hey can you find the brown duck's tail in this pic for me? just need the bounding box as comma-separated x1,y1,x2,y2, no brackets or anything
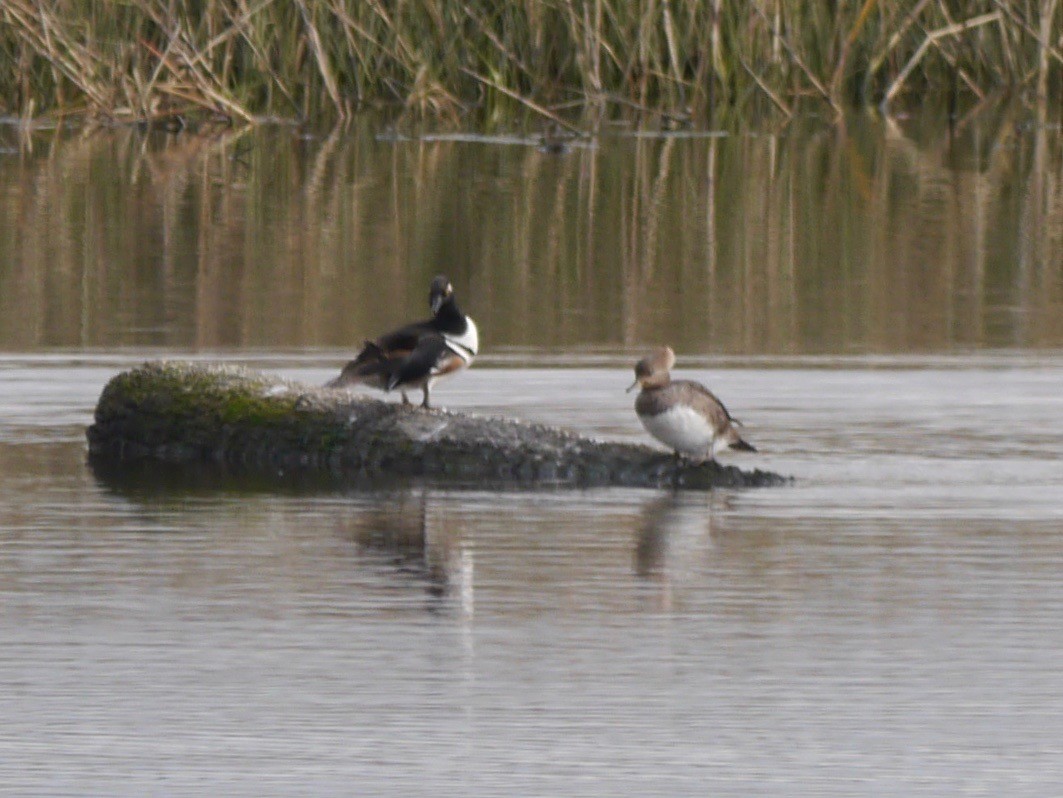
729,436,757,453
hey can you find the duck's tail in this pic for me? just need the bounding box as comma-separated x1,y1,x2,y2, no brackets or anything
324,368,357,389
727,430,757,453
325,340,386,388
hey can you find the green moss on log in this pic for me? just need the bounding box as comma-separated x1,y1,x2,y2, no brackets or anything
87,361,791,490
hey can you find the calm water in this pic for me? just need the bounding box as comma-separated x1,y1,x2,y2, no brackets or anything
2,110,1063,794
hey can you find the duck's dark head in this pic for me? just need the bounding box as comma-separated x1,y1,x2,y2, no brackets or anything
429,275,454,315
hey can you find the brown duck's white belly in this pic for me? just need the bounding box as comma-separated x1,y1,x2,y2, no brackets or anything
638,405,719,456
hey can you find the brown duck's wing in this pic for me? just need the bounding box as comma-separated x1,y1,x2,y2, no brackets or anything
673,380,735,430
678,380,757,452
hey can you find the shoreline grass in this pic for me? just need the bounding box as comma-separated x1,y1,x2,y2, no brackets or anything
2,1,1061,125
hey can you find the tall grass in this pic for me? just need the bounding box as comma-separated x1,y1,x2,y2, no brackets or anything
1,0,1061,124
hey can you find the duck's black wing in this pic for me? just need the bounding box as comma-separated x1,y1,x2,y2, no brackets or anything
372,317,437,357
385,333,452,391
336,317,435,370
327,317,435,388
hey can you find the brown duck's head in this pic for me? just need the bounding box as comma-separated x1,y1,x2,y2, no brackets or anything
627,346,675,392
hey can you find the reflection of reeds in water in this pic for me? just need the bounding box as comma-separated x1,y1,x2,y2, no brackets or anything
1,105,1062,353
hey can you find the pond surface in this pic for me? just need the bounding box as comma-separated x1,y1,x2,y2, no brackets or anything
2,108,1063,794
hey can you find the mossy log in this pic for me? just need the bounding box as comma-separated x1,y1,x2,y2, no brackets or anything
86,362,791,490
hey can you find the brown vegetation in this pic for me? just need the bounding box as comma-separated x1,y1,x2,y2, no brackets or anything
1,1,1061,124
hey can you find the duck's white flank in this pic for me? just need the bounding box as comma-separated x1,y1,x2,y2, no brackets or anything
639,404,721,457
444,317,479,363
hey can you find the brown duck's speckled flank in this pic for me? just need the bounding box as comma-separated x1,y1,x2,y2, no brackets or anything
631,346,756,458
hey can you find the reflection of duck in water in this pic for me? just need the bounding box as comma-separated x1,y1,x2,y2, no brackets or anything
634,492,717,580
340,490,471,609
538,122,573,154
628,347,756,463
327,275,478,409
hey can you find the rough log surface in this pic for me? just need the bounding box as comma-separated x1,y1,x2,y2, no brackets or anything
86,362,791,490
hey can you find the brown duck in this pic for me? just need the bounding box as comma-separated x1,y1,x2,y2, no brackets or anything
628,347,756,461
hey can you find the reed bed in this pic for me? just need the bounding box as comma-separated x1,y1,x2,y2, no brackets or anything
1,0,1061,124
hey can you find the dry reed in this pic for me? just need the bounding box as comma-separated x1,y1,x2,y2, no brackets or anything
1,0,1060,124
